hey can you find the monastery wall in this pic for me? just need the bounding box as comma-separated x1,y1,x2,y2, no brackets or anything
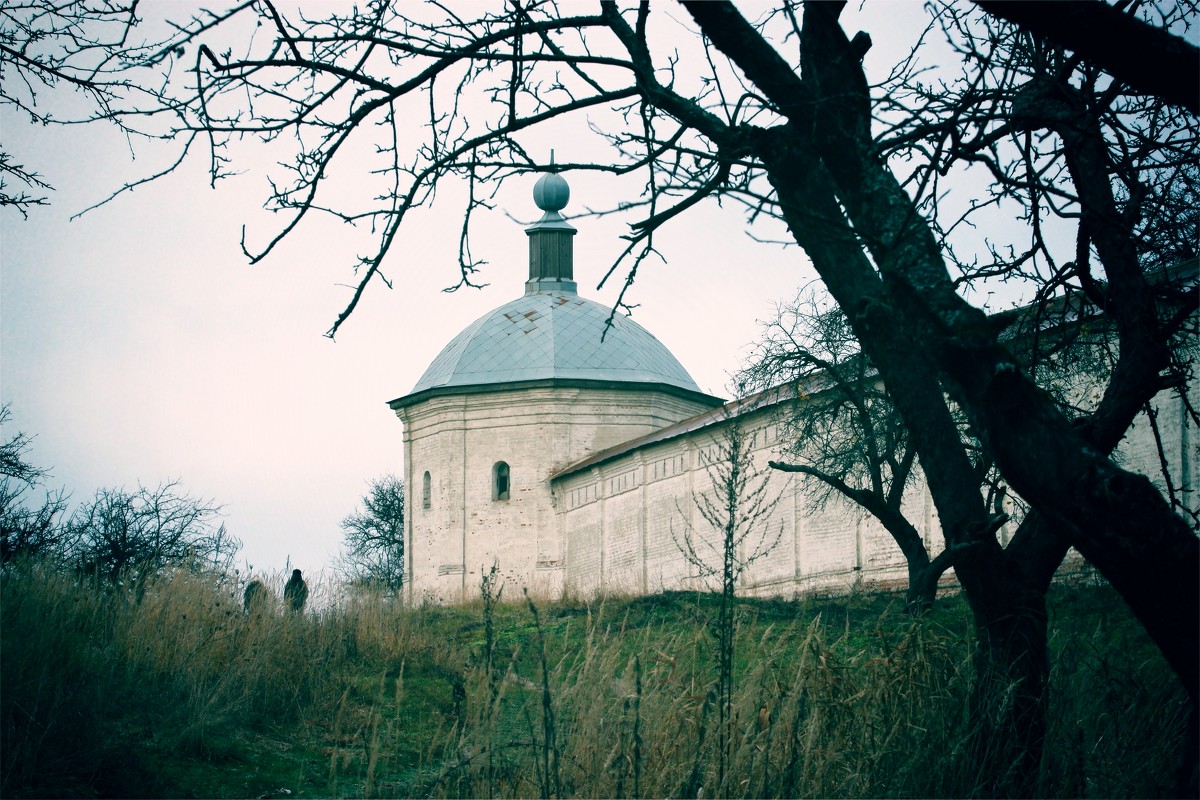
391,176,1196,606
554,406,926,599
1118,387,1197,509
553,383,1196,601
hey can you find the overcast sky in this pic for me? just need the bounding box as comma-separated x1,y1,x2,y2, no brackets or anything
1,1,951,577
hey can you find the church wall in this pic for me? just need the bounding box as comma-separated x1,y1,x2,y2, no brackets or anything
603,474,645,593
564,499,602,596
398,385,716,602
1118,386,1198,518
735,445,797,593
403,349,1196,605
400,396,469,603
643,449,693,593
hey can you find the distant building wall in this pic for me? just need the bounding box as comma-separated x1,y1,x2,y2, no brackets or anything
1118,386,1197,516
552,383,1196,600
396,372,1196,605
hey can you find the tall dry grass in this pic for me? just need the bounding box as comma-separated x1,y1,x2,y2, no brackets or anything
406,604,971,797
0,561,431,797
391,592,1187,799
2,561,1188,798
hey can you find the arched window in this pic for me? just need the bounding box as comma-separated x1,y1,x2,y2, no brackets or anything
493,461,510,501
422,471,431,510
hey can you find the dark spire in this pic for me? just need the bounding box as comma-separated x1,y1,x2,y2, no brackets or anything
525,171,577,294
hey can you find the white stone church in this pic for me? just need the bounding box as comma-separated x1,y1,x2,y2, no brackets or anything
390,175,1197,604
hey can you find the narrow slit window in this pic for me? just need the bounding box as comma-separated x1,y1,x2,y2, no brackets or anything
422,471,431,510
493,461,510,501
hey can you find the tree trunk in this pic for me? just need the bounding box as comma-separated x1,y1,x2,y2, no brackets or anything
792,0,1199,711
685,2,1197,790
905,562,937,615
758,143,1054,790
969,591,1049,798
953,528,1053,798
907,548,954,614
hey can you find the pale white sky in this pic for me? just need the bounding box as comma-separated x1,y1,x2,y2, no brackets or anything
0,1,967,575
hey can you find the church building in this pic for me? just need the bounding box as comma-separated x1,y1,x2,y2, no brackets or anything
389,174,1197,604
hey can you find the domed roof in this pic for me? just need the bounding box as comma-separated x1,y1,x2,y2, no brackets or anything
391,171,717,409
403,290,705,399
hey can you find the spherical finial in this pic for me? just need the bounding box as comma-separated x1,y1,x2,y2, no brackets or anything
533,172,570,212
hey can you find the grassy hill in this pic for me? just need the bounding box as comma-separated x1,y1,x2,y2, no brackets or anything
1,562,1188,798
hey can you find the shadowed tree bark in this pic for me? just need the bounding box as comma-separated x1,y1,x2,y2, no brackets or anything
683,3,1195,791
973,0,1199,114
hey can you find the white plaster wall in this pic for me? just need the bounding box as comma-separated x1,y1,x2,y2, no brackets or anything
398,367,1195,605
396,386,715,603
555,387,1195,601
1118,385,1199,519
555,406,907,599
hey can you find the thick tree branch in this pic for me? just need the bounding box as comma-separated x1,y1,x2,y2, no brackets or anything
974,0,1200,114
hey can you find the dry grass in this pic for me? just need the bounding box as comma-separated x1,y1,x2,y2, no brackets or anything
411,603,968,798
1,562,1189,798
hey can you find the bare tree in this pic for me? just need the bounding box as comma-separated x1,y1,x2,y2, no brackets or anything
336,474,405,592
740,288,955,612
0,0,142,215
674,404,783,794
972,0,1199,113
79,1,1198,791
70,480,239,589
0,404,47,485
0,404,69,565
872,6,1199,785
0,481,69,566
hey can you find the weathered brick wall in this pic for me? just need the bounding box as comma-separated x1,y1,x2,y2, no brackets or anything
604,488,643,593
1118,387,1197,517
555,406,909,598
555,383,1195,600
399,364,1195,604
397,386,713,602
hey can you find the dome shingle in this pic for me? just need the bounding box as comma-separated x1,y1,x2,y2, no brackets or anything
406,290,703,397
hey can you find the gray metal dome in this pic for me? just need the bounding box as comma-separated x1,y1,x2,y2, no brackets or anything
390,171,718,409
404,290,704,399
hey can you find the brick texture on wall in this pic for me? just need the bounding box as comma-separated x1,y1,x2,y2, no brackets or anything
397,376,1196,603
